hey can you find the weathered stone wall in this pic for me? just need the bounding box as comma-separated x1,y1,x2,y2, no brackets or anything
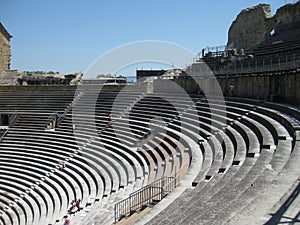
275,1,300,33
0,85,77,92
227,4,273,51
216,72,300,105
168,69,300,105
0,24,11,73
227,2,300,50
154,78,199,94
0,71,83,86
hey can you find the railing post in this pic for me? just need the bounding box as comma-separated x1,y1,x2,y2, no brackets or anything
234,62,236,74
147,186,153,204
115,203,117,222
129,195,132,214
174,166,177,188
271,57,272,71
9,111,18,126
115,176,179,222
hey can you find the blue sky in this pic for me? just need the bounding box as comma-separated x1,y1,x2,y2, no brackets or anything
0,0,294,75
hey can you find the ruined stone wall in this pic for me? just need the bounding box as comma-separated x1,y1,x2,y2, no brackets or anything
227,4,273,51
227,2,300,51
0,24,11,73
275,1,300,33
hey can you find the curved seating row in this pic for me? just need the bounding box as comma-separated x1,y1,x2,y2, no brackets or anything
0,88,299,225
60,90,194,224
145,96,299,225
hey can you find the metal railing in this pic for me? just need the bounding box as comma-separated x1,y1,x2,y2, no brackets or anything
57,111,67,126
0,128,9,142
9,111,18,126
46,112,58,128
114,176,176,222
212,52,300,76
0,112,19,142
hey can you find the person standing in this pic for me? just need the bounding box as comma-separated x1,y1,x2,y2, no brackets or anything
64,216,71,225
228,83,234,97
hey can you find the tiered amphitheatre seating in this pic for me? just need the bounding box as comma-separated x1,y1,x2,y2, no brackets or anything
0,90,75,113
52,89,190,225
44,91,197,224
143,96,300,225
203,38,300,75
0,86,299,225
0,89,78,224
112,92,296,224
250,38,300,57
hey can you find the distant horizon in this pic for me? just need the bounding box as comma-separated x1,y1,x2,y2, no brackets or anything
0,0,296,75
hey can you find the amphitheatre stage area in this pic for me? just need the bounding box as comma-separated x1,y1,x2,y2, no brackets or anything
0,1,300,225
